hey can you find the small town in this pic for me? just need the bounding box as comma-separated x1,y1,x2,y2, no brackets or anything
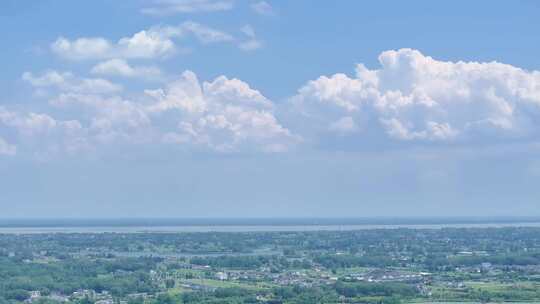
2,228,540,304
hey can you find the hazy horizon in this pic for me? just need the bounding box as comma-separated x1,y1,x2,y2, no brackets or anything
2,216,540,225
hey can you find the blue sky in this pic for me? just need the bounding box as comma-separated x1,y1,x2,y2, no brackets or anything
1,0,540,218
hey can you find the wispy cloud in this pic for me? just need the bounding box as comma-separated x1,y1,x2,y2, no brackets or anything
141,0,234,15
180,21,234,43
90,59,162,80
238,25,263,51
251,1,274,16
51,22,240,61
22,71,122,94
51,31,176,60
0,137,16,156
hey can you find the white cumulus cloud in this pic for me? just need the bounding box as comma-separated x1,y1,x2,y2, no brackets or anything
17,67,294,155
147,71,296,152
292,48,540,146
51,93,152,144
0,107,88,156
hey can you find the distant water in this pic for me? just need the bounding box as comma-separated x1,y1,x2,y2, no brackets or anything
2,222,540,234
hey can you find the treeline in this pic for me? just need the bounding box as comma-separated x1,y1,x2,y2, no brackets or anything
179,282,414,304
425,253,540,270
450,253,540,266
316,252,540,271
313,254,398,268
181,286,339,304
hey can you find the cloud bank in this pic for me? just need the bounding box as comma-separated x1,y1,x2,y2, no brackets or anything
8,68,295,156
4,48,540,158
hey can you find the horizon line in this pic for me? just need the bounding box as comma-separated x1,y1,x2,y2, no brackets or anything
1,216,540,228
